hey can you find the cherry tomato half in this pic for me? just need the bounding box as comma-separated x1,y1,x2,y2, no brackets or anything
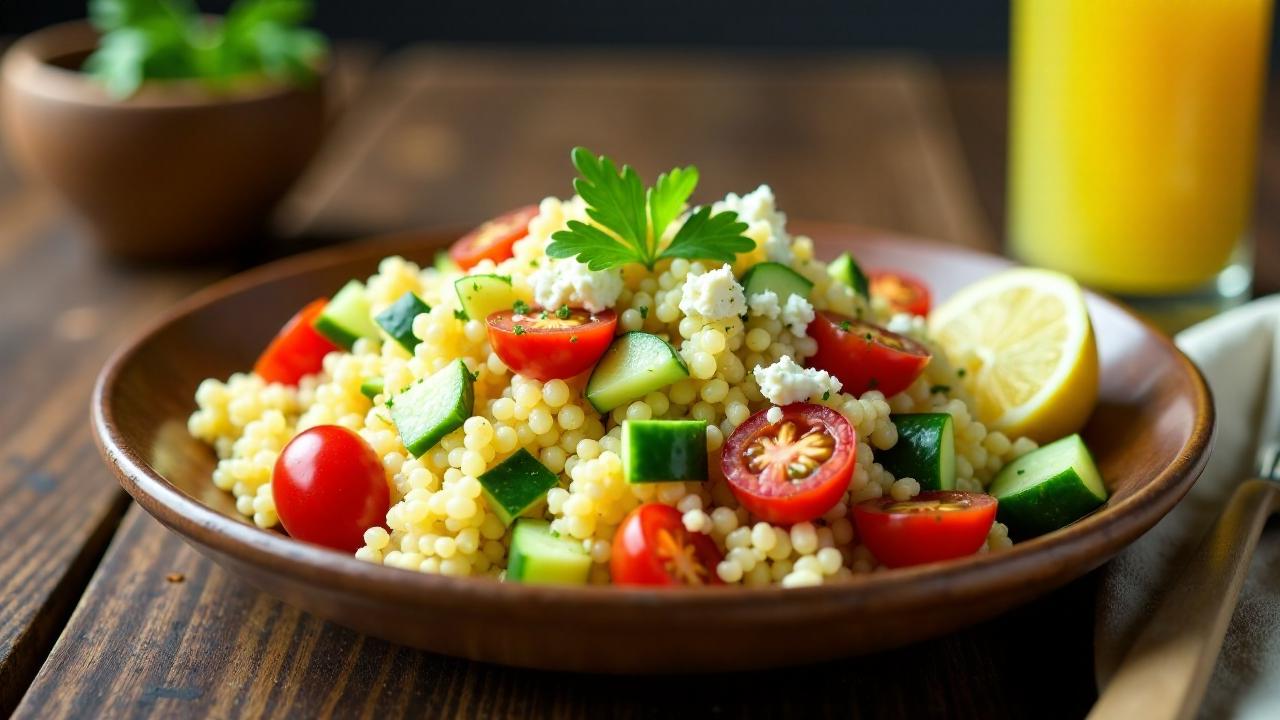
448,205,538,270
806,312,931,398
487,307,618,381
272,425,390,553
870,270,931,316
852,491,997,568
254,299,339,386
611,503,724,586
721,403,856,525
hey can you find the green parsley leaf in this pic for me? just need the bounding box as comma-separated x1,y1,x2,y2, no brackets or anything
957,368,967,378
639,306,649,319
839,320,852,332
547,147,755,271
929,384,950,394
657,205,753,265
648,165,698,245
822,390,831,401
557,305,571,320
453,309,467,321
513,324,526,336
513,299,530,315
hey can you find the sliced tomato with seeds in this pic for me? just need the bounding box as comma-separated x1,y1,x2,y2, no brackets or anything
487,307,617,380
852,491,997,568
870,270,932,316
611,503,724,586
448,205,538,270
721,403,856,525
807,312,931,398
254,299,339,386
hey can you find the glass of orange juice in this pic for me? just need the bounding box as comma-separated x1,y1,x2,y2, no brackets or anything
1009,0,1273,328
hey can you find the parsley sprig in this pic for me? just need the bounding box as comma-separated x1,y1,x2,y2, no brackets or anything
547,147,755,271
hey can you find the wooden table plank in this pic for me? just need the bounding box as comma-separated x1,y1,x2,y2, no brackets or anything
0,47,377,717
13,51,1096,719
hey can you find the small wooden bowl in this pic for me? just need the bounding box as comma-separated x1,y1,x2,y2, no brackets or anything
92,225,1214,672
0,20,326,261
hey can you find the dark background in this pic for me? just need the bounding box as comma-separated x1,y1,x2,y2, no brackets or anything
2,0,1013,53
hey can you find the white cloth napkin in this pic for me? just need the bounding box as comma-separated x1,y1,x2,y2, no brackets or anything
1095,295,1280,719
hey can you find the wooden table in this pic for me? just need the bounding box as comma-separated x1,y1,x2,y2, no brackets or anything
2,48,1275,719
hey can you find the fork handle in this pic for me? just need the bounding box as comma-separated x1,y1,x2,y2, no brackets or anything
1089,479,1280,720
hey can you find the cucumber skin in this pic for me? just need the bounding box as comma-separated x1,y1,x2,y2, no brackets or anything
877,414,955,491
585,332,689,414
828,253,869,299
992,468,1105,539
389,360,474,458
314,280,380,350
478,449,559,526
623,420,708,483
359,377,384,400
375,291,431,352
507,519,591,585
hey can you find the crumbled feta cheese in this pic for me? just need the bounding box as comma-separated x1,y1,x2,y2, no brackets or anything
713,185,793,264
780,294,815,336
766,406,784,424
529,258,622,312
752,355,842,406
886,312,928,340
679,264,746,320
747,290,781,319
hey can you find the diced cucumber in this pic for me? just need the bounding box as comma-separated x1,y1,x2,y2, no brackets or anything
877,413,955,491
313,280,380,349
389,359,474,457
478,448,560,526
359,377,384,400
622,420,708,483
585,332,689,413
375,291,432,352
740,261,814,303
988,434,1107,539
828,252,870,300
434,251,459,274
507,519,591,585
454,274,516,321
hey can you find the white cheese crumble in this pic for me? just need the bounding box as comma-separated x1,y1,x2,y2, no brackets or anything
713,185,793,264
747,290,781,319
766,406,784,424
752,355,842,406
679,264,746,320
886,312,928,341
529,258,623,312
780,294,815,336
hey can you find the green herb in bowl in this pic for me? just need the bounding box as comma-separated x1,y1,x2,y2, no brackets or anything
85,0,328,98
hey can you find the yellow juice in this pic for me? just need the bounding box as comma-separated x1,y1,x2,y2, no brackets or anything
1009,0,1272,295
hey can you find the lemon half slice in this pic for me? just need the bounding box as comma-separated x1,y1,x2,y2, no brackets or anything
928,268,1098,443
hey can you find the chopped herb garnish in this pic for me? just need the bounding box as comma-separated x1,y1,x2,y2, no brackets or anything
570,335,579,343
546,147,755,271
540,310,550,320
557,305,571,320
957,368,967,378
868,378,879,390
1016,468,1025,475
639,305,649,319
529,259,540,268
839,320,852,332
513,299,530,315
930,384,951,394
513,325,526,336
822,390,831,401
453,309,467,321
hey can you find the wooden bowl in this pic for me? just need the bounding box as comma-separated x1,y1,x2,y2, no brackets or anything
92,224,1214,672
0,20,326,261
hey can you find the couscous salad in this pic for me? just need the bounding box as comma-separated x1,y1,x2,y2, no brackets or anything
189,148,1106,588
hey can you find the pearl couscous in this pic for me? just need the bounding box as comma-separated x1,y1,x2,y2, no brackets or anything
190,148,1107,588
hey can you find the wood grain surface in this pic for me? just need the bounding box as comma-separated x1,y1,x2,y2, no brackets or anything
2,46,1262,717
